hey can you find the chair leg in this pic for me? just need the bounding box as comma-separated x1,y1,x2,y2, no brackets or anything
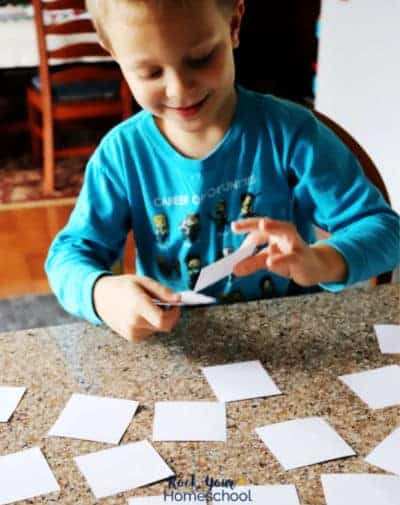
26,98,41,165
42,111,56,195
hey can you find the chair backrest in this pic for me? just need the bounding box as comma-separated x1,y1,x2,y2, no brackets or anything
31,0,120,102
313,109,393,285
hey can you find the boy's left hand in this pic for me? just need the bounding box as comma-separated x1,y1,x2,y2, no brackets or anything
231,217,347,286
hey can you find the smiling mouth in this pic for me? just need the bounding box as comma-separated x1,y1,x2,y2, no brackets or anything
168,95,209,111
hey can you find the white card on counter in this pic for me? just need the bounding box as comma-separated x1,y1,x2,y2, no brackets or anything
374,324,400,354
194,244,256,292
211,485,300,504
338,365,400,409
0,447,60,505
48,393,139,444
321,473,400,505
153,401,226,442
201,360,282,402
255,417,355,471
365,427,400,476
74,440,174,500
0,386,26,422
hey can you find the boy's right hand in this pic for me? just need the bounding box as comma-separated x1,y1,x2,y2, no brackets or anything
93,274,181,342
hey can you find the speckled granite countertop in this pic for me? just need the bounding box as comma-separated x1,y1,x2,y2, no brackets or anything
0,284,399,505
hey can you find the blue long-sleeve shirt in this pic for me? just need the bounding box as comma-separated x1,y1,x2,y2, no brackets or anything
45,86,400,324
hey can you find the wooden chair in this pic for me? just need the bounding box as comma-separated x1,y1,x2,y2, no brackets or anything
27,0,135,195
313,109,393,285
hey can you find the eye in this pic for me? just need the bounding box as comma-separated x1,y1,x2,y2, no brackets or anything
139,68,163,80
187,50,214,68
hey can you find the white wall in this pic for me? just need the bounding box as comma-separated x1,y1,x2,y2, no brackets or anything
315,0,400,213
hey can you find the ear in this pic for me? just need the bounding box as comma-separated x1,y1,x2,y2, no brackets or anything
230,0,245,49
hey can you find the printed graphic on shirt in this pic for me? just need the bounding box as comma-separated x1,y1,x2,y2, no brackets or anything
153,214,169,242
156,256,181,279
259,275,275,298
180,213,201,243
240,192,258,218
208,200,229,232
219,290,245,304
185,254,201,289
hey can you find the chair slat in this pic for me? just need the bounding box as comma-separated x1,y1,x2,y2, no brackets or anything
53,99,122,119
45,19,95,35
51,65,121,83
41,0,86,11
48,42,110,59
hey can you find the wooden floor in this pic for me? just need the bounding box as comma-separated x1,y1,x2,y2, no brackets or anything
0,203,135,299
0,204,74,298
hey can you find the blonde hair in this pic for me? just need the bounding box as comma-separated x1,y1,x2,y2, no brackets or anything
86,0,237,49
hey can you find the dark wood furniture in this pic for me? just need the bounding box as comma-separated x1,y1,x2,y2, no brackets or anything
26,0,134,194
313,110,393,286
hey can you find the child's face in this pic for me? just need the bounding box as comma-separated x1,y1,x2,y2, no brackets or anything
106,0,243,134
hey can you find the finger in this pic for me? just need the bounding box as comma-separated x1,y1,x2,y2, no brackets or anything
134,291,166,328
132,314,154,331
266,252,297,278
231,217,266,233
140,300,180,331
239,231,266,249
232,216,289,233
129,309,179,341
134,278,180,327
233,250,268,276
155,306,181,333
130,327,155,342
259,217,296,236
233,218,297,250
136,276,181,303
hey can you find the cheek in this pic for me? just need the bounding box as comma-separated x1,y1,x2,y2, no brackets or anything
206,49,235,85
124,75,163,108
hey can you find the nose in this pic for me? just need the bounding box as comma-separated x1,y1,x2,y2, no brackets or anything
164,69,195,103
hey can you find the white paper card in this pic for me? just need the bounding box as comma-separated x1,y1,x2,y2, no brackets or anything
374,325,400,354
48,393,139,444
153,401,226,441
74,440,174,499
338,365,400,409
153,292,216,306
194,245,256,292
255,417,355,470
321,473,400,505
201,360,282,402
365,427,400,476
0,447,60,505
211,485,300,504
0,386,26,422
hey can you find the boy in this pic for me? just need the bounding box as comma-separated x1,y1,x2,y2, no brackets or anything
45,0,400,342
